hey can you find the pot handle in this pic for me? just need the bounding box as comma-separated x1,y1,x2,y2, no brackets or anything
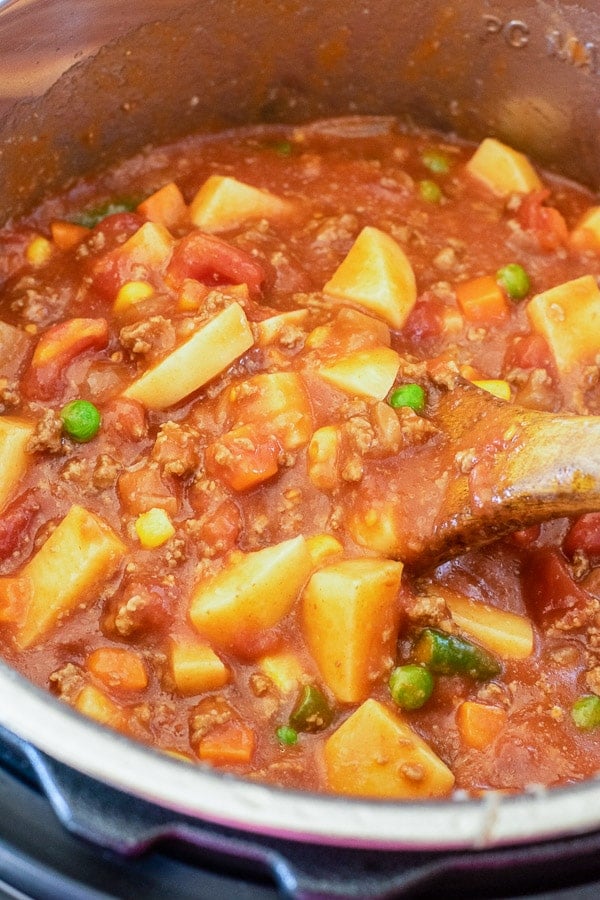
5,725,600,899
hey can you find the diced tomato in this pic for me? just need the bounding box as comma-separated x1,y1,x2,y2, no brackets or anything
205,426,281,491
564,513,600,559
89,214,167,300
404,295,447,352
101,397,147,443
117,463,178,516
23,317,109,399
90,212,145,249
509,524,541,548
193,499,241,554
167,231,266,296
0,491,39,560
103,578,173,637
516,190,569,252
521,547,590,624
504,333,553,371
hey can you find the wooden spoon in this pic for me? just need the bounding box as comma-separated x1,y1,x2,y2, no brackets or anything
384,380,600,569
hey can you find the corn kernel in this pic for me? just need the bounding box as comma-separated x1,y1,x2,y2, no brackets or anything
26,236,53,267
472,379,512,402
113,280,154,313
134,507,175,548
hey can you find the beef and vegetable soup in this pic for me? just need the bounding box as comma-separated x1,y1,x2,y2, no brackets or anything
1,117,600,799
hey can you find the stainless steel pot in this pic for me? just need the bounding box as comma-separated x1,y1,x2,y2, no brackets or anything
1,0,600,861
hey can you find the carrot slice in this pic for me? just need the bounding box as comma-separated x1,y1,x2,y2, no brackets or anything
455,275,509,322
50,220,90,250
456,700,507,750
87,647,148,691
197,722,256,765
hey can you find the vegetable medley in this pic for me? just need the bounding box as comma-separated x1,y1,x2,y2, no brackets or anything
2,118,600,798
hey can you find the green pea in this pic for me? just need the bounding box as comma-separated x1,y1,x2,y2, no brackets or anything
276,725,298,746
422,150,451,175
389,665,434,711
388,383,426,413
418,179,443,203
572,694,600,731
60,399,101,442
496,263,530,301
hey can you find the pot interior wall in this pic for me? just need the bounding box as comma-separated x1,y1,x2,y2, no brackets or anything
1,0,599,223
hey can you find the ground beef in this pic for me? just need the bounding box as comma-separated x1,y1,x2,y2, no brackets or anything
27,408,65,454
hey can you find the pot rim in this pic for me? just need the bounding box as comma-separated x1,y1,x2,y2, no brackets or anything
0,657,599,851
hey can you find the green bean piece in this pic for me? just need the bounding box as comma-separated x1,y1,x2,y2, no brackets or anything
60,399,101,443
276,725,299,746
72,198,140,229
388,383,426,413
496,263,530,301
414,628,501,681
422,150,451,175
289,684,333,733
418,179,443,203
572,694,600,731
389,665,434,710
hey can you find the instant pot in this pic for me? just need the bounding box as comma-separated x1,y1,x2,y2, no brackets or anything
1,1,600,896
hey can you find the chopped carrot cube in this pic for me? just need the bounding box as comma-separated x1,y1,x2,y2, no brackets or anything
50,220,90,250
456,700,507,750
455,275,510,322
87,647,148,691
197,722,256,765
205,425,281,491
137,181,188,230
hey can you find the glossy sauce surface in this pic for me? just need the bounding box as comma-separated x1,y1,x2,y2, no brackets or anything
0,118,599,798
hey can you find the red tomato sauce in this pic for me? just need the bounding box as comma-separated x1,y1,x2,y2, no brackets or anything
0,118,599,799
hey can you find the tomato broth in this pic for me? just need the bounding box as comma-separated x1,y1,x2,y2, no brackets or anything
0,118,599,799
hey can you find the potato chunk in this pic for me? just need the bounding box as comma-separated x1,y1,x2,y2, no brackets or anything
170,641,230,694
258,651,305,694
123,301,254,409
466,137,542,196
190,536,312,650
227,372,313,450
348,501,404,555
189,175,292,232
570,206,600,251
118,221,174,269
526,274,600,373
441,589,533,659
302,558,403,702
0,416,34,511
316,346,401,400
14,505,126,649
323,226,417,329
325,699,455,798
